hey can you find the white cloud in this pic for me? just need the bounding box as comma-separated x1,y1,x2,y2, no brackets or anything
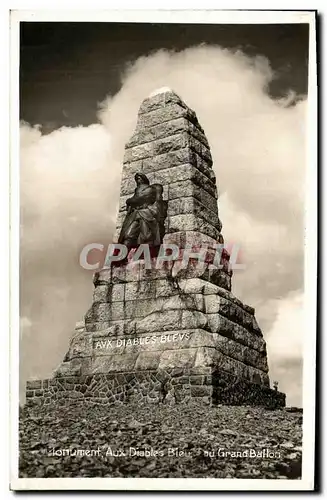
266,291,303,361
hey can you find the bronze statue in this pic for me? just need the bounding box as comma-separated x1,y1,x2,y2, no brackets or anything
118,173,167,248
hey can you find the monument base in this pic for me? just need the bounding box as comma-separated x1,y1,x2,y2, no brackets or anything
26,369,285,408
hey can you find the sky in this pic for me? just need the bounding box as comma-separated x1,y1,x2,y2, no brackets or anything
19,21,309,406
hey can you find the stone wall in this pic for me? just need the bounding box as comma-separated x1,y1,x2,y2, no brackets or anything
26,369,285,408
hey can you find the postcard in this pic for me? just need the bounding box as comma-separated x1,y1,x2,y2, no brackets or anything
10,9,317,491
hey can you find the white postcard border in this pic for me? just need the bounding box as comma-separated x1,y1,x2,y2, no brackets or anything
9,8,317,492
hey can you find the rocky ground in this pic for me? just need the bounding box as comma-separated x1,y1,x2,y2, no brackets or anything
19,401,302,479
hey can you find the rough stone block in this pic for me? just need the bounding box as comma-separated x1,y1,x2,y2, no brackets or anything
75,320,85,331
86,321,112,332
120,163,217,199
163,231,218,250
54,360,81,378
124,133,188,163
138,91,187,115
189,375,204,385
155,279,179,298
127,116,210,150
135,310,183,334
168,213,220,240
195,346,269,386
177,278,218,295
69,333,93,358
190,385,212,398
111,302,125,320
125,280,156,301
26,91,279,407
93,284,111,303
138,261,173,282
189,149,216,181
205,294,261,336
158,348,197,370
181,310,207,330
123,148,214,184
141,147,191,174
168,180,218,211
111,284,125,302
123,301,137,319
110,265,127,284
86,302,125,323
134,351,161,370
135,103,193,130
167,197,220,229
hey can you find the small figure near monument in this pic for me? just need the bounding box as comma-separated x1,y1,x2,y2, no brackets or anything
118,173,167,249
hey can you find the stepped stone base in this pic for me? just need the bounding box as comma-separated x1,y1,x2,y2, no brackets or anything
24,260,285,409
26,369,285,408
55,328,269,385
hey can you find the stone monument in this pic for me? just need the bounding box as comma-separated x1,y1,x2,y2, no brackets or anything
26,89,285,408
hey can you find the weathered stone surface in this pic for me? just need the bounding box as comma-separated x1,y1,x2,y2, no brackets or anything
92,353,139,373
168,213,220,240
68,332,93,358
188,149,215,180
85,302,125,323
134,351,161,370
170,259,231,289
123,133,212,166
54,359,82,377
93,284,110,303
163,231,219,249
124,133,187,163
190,385,212,398
26,380,42,390
120,163,217,199
207,314,265,352
158,348,197,370
75,320,85,331
85,324,120,337
204,294,261,335
95,261,233,295
135,310,183,334
89,329,267,372
167,197,221,229
167,180,218,211
137,261,174,282
84,321,111,332
126,116,210,150
111,284,125,302
194,347,269,386
182,310,208,330
155,278,180,298
138,91,187,115
26,370,285,407
122,148,215,182
136,103,192,129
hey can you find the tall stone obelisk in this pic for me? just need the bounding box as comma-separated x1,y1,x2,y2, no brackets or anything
26,89,285,408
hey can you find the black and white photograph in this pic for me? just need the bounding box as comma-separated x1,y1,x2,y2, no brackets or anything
10,9,317,490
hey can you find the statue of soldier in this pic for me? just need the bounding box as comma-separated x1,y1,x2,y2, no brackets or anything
118,173,167,249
